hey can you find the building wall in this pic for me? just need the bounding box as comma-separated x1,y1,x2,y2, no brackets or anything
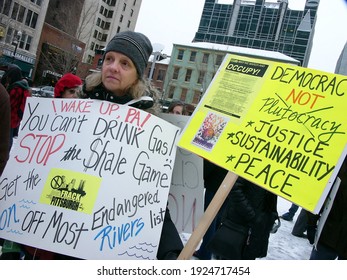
80,0,142,66
144,58,169,95
335,41,347,75
34,23,85,86
163,42,299,111
0,0,49,78
193,0,319,67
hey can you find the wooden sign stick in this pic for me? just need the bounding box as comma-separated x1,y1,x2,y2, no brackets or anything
177,171,239,260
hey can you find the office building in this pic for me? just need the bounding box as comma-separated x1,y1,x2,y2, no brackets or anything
335,41,347,75
193,0,320,66
162,42,299,113
0,0,49,78
0,0,142,82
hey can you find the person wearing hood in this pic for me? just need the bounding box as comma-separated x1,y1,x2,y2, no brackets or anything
83,31,183,260
54,73,83,98
1,64,31,148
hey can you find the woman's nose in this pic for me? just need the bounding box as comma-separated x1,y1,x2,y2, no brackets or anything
109,60,120,72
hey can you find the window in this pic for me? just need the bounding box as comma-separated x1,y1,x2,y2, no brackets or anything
157,69,165,81
130,9,134,16
25,10,33,26
90,42,95,50
189,51,196,62
168,86,175,98
24,10,38,28
18,33,25,48
18,6,26,23
87,55,93,64
31,0,42,5
5,27,13,44
197,71,205,84
181,88,187,101
11,2,19,20
123,3,126,11
24,36,32,51
216,54,224,65
202,53,209,64
177,49,184,60
120,15,123,22
172,67,180,80
127,20,131,28
30,12,38,28
3,0,11,16
193,90,201,104
185,69,192,82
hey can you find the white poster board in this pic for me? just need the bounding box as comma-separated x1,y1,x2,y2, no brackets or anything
160,113,204,233
314,177,341,247
0,97,180,260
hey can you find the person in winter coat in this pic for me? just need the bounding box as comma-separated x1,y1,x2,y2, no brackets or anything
0,83,10,175
194,160,229,259
54,73,82,98
82,30,183,260
207,177,278,260
1,64,31,148
0,83,11,251
307,155,347,260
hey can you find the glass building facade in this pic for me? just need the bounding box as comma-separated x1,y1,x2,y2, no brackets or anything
193,0,320,66
335,41,347,75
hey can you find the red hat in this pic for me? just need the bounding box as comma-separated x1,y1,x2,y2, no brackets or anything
54,73,82,98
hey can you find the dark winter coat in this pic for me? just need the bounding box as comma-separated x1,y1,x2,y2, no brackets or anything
0,83,10,175
307,156,347,258
203,159,228,193
208,177,277,259
7,80,30,129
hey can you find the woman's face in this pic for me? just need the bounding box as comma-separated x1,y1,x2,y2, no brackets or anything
102,51,138,96
170,105,184,115
62,87,80,98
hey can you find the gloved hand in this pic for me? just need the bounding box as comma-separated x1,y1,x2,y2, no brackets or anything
306,225,317,245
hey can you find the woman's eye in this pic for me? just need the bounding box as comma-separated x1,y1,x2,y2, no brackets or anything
121,60,130,68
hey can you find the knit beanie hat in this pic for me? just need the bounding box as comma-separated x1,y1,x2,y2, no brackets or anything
54,73,82,98
1,64,22,85
104,31,153,78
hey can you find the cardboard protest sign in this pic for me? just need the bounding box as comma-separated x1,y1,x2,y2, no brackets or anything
0,97,180,259
160,113,204,233
178,54,347,214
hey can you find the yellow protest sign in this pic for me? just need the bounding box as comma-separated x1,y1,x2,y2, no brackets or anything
178,54,347,213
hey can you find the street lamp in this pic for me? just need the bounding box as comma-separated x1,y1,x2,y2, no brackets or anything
11,30,22,63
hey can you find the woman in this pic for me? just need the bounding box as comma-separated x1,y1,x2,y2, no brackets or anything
83,30,183,260
54,73,82,98
168,100,187,115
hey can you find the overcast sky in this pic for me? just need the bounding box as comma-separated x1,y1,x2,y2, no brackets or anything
135,0,347,73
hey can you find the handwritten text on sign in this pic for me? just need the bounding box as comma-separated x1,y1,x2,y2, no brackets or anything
0,98,180,259
178,55,347,213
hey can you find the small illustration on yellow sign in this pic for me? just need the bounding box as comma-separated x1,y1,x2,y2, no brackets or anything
40,168,102,214
192,112,228,151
